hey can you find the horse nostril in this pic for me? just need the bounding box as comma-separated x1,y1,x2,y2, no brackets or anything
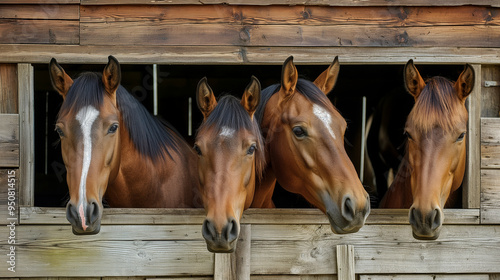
202,219,217,242
341,196,355,222
88,201,101,225
66,202,79,224
409,207,422,228
224,218,239,243
429,208,442,231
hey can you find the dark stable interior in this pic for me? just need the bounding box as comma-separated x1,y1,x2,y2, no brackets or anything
33,63,464,208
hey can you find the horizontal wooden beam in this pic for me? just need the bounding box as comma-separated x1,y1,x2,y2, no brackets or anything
19,207,480,225
79,0,500,7
0,4,79,20
3,224,500,277
0,19,79,44
1,45,500,65
80,6,500,27
80,22,500,48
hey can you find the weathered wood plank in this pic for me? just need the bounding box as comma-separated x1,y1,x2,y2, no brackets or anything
0,0,80,3
80,5,500,27
0,64,18,113
79,0,500,7
336,245,355,280
0,19,79,44
250,225,500,274
359,275,489,280
2,227,215,277
2,45,500,65
235,224,251,280
0,5,79,20
81,22,500,48
0,169,18,225
19,207,480,225
481,65,500,118
251,276,336,280
18,64,34,207
481,169,500,224
482,118,500,169
463,64,481,208
0,114,19,167
214,253,235,280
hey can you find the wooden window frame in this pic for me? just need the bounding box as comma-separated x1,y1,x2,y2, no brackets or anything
15,57,482,226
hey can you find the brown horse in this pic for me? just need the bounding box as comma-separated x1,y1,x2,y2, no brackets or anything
253,56,370,234
194,76,265,252
379,60,475,240
49,56,199,235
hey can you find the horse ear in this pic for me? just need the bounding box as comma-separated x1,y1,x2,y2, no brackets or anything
314,56,340,95
455,64,475,102
280,56,298,99
49,58,73,99
404,59,426,100
196,77,217,120
241,76,261,120
102,55,121,101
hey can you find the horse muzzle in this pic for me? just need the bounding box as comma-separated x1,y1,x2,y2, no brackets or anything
409,206,443,240
322,192,370,234
66,200,102,235
202,218,239,253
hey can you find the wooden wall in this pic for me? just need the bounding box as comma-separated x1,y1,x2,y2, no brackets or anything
0,1,500,279
0,1,500,64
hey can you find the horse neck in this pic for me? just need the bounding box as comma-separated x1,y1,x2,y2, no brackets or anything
379,154,413,208
105,123,198,208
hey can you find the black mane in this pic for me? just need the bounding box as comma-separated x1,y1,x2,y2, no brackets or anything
58,72,181,161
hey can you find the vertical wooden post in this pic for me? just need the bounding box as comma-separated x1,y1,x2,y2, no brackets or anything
336,245,355,280
213,224,251,280
464,64,481,209
18,63,34,207
235,224,251,280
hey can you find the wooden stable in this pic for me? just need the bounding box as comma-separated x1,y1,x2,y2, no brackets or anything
1,1,500,279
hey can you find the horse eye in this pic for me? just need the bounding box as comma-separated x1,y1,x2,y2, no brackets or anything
108,123,119,134
292,126,307,138
55,127,64,137
193,145,202,156
404,131,413,140
457,132,466,142
247,144,257,155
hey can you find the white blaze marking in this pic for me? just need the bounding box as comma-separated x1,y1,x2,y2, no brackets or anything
313,104,336,139
75,106,99,229
220,126,236,138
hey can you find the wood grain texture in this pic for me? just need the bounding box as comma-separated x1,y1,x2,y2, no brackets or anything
4,224,499,277
0,19,78,44
336,245,355,280
250,224,500,274
481,118,500,169
481,169,500,224
481,65,500,118
0,169,18,225
2,45,500,65
79,0,500,7
80,5,500,27
80,22,500,48
0,5,79,20
359,275,489,280
463,64,481,208
18,64,34,207
0,114,19,167
0,64,18,114
19,208,480,225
